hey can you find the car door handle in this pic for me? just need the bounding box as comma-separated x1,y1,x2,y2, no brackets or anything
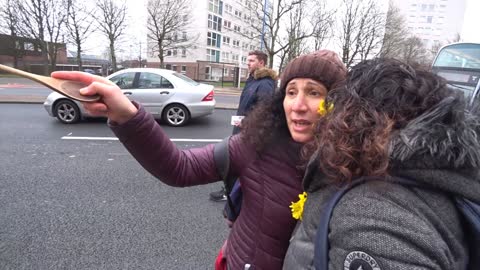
124,92,132,96
160,91,169,95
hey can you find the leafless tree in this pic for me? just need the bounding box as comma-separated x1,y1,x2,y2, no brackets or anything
0,0,20,35
310,0,336,51
0,0,23,67
379,1,408,58
399,36,428,66
95,0,127,72
15,0,68,74
65,0,96,70
277,2,310,72
146,0,196,68
337,0,385,68
449,32,462,43
247,0,314,68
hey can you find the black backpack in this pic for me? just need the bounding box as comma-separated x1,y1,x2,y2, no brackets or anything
314,176,480,270
213,136,242,221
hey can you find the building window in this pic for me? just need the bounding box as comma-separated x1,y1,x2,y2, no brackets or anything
206,49,220,62
222,52,230,62
250,45,255,50
208,14,222,32
427,16,432,23
223,20,231,29
173,49,177,56
181,65,186,73
242,42,249,50
207,32,221,48
172,65,177,71
165,64,172,70
182,48,186,57
223,68,229,76
24,42,35,51
232,54,239,61
233,40,240,47
225,4,232,14
234,10,242,18
166,50,172,56
182,32,187,40
241,56,247,64
223,36,230,45
234,25,241,32
209,0,223,15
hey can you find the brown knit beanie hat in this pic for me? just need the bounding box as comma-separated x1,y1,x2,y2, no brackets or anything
279,49,347,92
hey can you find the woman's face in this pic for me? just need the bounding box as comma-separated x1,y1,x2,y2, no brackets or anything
283,78,327,143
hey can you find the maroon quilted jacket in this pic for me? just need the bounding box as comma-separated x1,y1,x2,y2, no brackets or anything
110,104,304,269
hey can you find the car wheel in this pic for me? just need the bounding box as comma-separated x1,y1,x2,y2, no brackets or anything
54,100,81,124
162,104,190,126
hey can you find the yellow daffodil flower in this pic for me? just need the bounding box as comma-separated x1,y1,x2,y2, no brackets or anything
290,192,308,220
317,99,334,116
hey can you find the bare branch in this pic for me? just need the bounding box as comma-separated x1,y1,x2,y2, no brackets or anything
95,0,127,72
146,0,197,68
337,0,384,68
65,0,97,69
14,0,68,74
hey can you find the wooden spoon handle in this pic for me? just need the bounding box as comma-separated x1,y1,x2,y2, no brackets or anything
0,64,45,82
0,64,100,102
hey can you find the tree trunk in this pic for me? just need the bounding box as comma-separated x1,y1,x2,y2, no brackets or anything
77,42,82,70
110,41,117,72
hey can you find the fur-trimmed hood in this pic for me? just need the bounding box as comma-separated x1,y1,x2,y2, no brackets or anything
253,68,278,80
390,96,480,168
390,96,480,202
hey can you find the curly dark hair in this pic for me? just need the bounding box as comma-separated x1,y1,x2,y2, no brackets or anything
314,58,455,184
240,89,290,153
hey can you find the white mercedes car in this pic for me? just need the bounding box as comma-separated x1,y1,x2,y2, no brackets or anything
44,68,215,126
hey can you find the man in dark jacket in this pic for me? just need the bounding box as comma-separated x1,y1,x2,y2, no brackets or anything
209,50,277,201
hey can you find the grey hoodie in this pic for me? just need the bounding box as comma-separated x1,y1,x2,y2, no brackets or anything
283,97,480,270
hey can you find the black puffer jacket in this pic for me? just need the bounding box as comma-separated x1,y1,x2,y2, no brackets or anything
283,97,480,269
234,68,277,134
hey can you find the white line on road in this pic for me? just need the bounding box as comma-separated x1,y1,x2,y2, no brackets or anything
61,136,222,142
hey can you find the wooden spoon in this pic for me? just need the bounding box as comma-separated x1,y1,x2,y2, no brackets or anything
0,64,100,102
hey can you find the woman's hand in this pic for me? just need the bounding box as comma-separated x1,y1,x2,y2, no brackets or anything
51,71,138,124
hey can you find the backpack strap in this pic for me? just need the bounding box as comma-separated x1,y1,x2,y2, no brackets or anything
455,197,480,269
313,176,419,270
213,136,239,217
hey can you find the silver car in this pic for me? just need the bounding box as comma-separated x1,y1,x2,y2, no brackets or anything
44,68,216,126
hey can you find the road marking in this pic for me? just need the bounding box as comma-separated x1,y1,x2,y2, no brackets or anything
61,136,222,142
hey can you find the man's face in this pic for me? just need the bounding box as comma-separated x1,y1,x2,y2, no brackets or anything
247,55,265,74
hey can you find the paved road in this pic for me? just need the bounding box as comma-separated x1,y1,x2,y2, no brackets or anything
0,104,235,269
0,77,241,109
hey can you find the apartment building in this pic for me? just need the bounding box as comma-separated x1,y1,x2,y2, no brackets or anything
393,0,467,48
146,0,264,82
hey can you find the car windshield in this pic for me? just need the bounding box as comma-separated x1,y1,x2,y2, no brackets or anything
432,43,480,102
172,72,200,86
433,43,480,69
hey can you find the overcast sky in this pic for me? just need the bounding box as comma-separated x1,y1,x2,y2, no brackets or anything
462,0,480,42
